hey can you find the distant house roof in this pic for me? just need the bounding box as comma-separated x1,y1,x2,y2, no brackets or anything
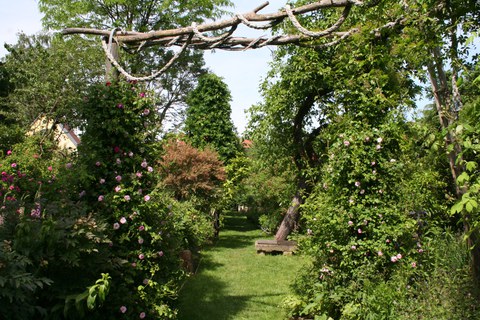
242,139,253,149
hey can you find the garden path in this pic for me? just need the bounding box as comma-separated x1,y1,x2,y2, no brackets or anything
177,214,307,320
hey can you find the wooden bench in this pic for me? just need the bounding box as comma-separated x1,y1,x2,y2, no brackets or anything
255,239,297,255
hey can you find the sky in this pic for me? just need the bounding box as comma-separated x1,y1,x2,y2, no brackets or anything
0,0,290,134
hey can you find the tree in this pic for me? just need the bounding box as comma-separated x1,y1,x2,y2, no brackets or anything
0,62,23,151
39,0,232,130
159,138,226,202
184,73,241,163
2,33,104,128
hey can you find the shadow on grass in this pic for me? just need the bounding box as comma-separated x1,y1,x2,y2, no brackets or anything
178,272,285,320
177,273,246,320
222,214,258,232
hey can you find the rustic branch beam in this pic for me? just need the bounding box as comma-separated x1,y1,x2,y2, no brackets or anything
62,0,370,81
62,0,359,45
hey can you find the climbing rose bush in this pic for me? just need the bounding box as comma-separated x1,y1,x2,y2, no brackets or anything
286,112,447,319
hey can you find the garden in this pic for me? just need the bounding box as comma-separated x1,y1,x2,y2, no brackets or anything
2,0,480,319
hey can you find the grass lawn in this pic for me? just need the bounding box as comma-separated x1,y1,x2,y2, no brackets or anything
177,214,308,320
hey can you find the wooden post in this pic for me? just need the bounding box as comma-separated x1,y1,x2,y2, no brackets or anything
105,36,119,82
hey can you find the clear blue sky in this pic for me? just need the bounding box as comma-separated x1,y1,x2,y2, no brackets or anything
0,0,289,134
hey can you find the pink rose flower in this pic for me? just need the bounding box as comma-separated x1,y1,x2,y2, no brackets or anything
120,217,127,224
98,195,104,202
115,175,122,182
140,312,146,319
120,306,127,313
113,223,120,230
138,253,145,260
115,186,121,192
144,195,150,202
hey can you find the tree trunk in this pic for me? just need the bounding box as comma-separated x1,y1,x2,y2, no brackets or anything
427,44,480,285
275,190,303,241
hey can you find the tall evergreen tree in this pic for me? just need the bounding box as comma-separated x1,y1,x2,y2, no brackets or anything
184,73,241,163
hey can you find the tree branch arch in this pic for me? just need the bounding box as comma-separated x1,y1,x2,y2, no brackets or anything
62,0,375,82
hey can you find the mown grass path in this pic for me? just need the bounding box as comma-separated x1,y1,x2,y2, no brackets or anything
177,214,307,320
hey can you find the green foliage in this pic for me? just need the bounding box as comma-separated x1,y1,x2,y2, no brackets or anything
39,0,232,31
0,135,112,319
74,80,216,318
2,33,103,128
184,73,241,163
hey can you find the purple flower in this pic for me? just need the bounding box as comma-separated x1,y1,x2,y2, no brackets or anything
376,144,382,150
120,217,127,224
147,166,153,172
6,150,12,155
117,103,124,109
100,178,106,184
371,161,376,166
396,253,402,259
65,163,72,169
11,163,17,168
136,172,143,178
138,253,145,260
124,195,131,201
128,151,134,157
120,306,127,313
351,245,357,250
411,262,417,268
158,251,164,257
343,140,350,147
348,221,353,226
138,238,144,244
377,251,383,256
79,190,86,198
115,186,121,192
355,181,361,187
144,195,150,202
139,92,146,98
142,109,150,116
141,160,148,168
391,256,398,262
95,161,101,167
98,195,104,202
140,312,146,319
138,225,145,231
377,137,383,143
116,158,121,165
115,175,122,182
357,228,362,234
113,222,120,230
